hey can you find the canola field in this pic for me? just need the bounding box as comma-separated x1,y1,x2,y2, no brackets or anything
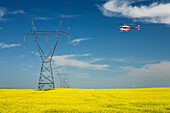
0,88,170,113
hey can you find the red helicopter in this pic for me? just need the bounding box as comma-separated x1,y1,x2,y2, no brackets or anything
116,23,140,31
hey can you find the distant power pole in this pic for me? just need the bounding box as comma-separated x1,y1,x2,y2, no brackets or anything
58,73,70,88
24,21,68,90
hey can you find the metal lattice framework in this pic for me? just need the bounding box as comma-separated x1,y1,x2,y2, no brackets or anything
58,73,70,88
24,21,68,89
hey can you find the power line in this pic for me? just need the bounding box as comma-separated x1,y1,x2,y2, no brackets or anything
12,0,32,26
24,20,69,89
10,0,71,88
11,0,42,66
66,0,71,78
1,28,40,66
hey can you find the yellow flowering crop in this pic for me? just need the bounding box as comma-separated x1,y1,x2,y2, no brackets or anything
0,88,170,113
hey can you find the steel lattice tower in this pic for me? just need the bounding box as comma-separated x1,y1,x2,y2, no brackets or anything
24,21,68,90
58,73,70,88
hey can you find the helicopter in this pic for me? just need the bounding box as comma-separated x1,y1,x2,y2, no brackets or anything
116,23,140,32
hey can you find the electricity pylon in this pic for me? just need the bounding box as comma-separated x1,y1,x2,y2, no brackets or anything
24,21,68,90
58,73,70,88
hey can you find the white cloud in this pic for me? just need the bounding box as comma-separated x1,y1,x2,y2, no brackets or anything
59,15,80,18
20,65,34,71
98,0,170,24
0,7,7,21
0,43,21,49
89,58,105,63
112,57,159,64
79,53,91,57
112,58,129,63
71,38,91,46
20,68,28,71
8,10,24,15
53,54,110,70
67,53,91,57
107,61,170,87
31,51,39,56
122,61,170,81
0,7,6,17
121,61,170,74
0,7,26,22
28,65,34,68
33,16,52,20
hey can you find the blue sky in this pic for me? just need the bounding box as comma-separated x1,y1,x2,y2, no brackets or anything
0,0,170,88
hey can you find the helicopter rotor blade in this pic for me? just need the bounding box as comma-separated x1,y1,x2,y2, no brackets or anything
114,23,124,25
114,23,136,25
